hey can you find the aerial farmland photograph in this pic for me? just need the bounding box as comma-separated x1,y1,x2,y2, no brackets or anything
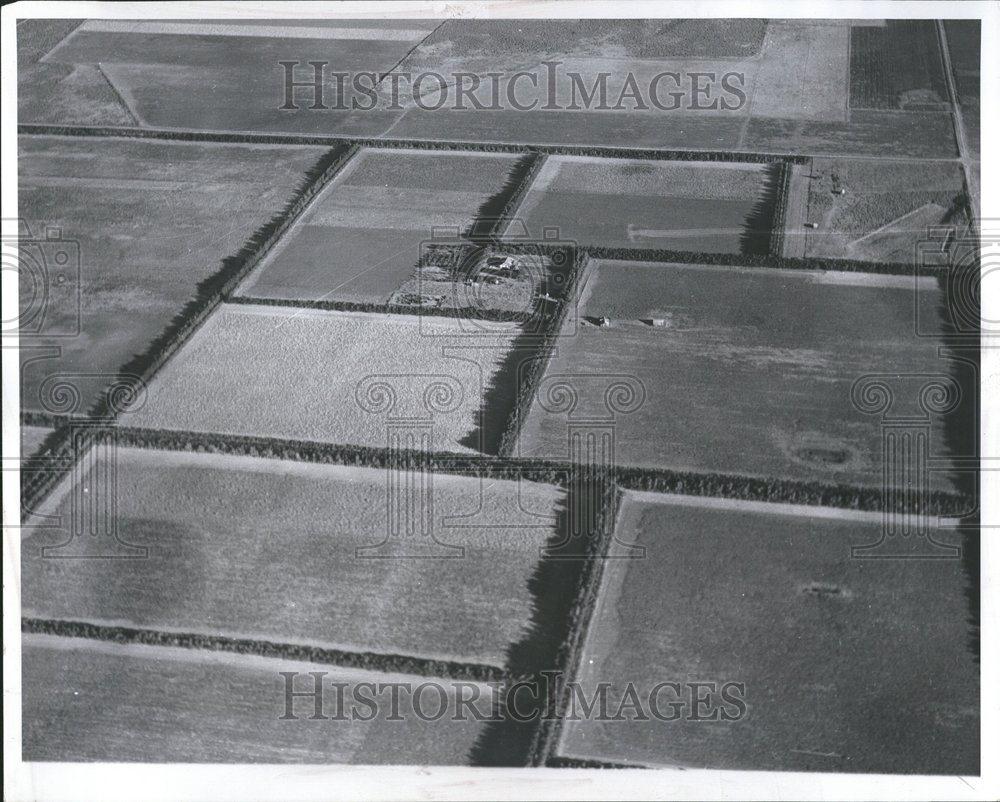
3,5,993,802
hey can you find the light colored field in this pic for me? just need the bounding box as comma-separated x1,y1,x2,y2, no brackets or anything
517,260,966,490
527,155,766,199
128,304,520,453
236,148,519,303
558,492,976,774
18,136,328,414
72,20,431,41
23,634,491,763
410,57,758,118
510,155,769,252
24,448,562,667
751,21,850,122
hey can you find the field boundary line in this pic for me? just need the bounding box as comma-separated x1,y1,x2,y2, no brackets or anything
16,123,811,165
227,294,535,324
375,19,448,84
21,618,513,684
93,62,140,127
575,244,949,277
935,20,979,234
108,426,973,517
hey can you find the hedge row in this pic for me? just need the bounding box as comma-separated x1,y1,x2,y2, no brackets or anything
21,410,70,430
577,245,945,276
466,153,546,241
22,617,508,684
21,144,359,513
526,481,625,766
614,465,971,517
768,161,794,257
229,294,535,324
19,123,808,165
496,247,587,457
110,426,975,517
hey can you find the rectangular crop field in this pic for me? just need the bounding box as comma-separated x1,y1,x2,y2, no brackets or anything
236,148,522,304
849,21,948,110
18,135,329,414
508,155,777,254
128,304,522,453
557,492,976,774
751,21,849,122
24,448,564,668
803,158,968,262
744,109,957,157
516,259,971,491
23,634,491,763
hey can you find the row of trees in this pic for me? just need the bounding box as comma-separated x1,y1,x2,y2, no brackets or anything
21,618,506,684
229,294,535,324
21,123,809,166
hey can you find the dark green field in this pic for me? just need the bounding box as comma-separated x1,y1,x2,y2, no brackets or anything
849,21,948,110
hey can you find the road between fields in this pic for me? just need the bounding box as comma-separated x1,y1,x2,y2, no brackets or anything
936,19,980,230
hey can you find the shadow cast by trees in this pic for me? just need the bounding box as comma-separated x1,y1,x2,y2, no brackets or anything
739,161,786,257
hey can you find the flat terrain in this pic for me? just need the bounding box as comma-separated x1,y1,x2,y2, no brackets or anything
23,448,563,667
849,21,948,110
743,109,957,157
558,492,977,774
237,148,521,304
389,250,564,316
35,19,440,135
517,260,970,490
127,304,521,453
18,135,328,413
23,634,491,763
804,158,969,262
19,19,964,158
752,21,849,122
509,156,774,253
17,19,135,126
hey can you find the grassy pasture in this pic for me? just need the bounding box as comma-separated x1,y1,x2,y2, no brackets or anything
751,21,849,122
236,148,521,304
23,634,490,763
558,492,976,773
406,19,767,62
804,158,968,262
517,260,968,491
127,304,521,453
18,136,328,414
745,110,958,157
388,107,747,150
510,156,773,254
24,448,563,667
17,20,135,126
